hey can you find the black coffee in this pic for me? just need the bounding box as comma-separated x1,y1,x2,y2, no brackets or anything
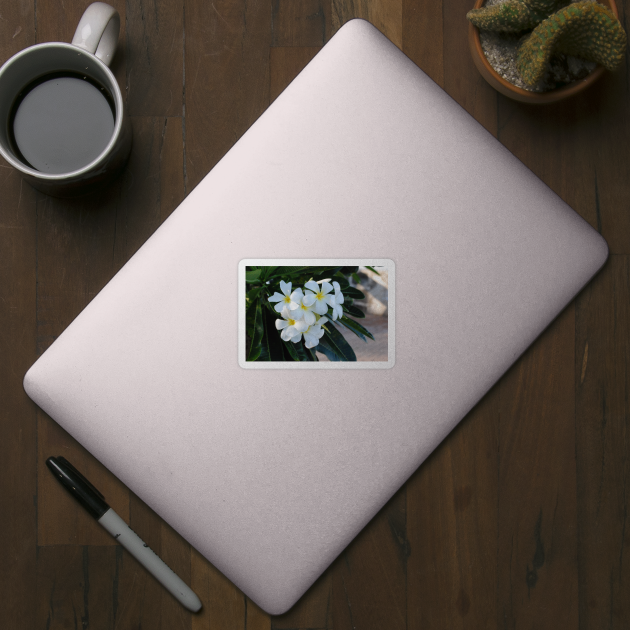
10,73,115,174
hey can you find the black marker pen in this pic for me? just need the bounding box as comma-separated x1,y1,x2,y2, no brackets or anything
46,456,202,612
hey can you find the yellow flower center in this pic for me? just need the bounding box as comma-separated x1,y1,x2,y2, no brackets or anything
283,295,291,303
316,291,324,300
288,319,296,326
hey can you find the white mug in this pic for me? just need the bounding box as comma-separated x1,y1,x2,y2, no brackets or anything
0,2,132,197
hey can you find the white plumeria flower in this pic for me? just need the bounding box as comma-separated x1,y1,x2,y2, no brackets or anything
303,321,326,349
290,288,317,325
295,315,328,349
303,280,336,316
331,281,345,321
268,280,301,313
275,306,308,342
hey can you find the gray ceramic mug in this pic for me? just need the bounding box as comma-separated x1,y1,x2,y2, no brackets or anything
0,2,131,197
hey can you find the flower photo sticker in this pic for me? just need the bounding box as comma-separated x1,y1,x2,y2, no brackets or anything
239,260,394,369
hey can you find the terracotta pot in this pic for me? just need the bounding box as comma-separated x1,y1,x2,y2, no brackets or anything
468,0,619,103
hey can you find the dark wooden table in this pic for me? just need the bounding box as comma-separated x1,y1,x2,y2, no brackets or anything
2,0,629,628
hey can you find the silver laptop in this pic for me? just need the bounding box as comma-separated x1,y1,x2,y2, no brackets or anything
24,19,608,614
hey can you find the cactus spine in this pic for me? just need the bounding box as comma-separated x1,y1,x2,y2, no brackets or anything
467,0,568,33
516,1,627,85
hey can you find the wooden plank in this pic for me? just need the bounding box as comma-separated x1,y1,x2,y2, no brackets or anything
0,137,39,630
126,0,184,116
496,97,597,222
0,4,38,629
331,485,407,630
582,72,630,254
271,573,332,629
497,304,578,628
0,0,36,54
36,545,118,630
270,47,321,103
331,0,402,48
109,494,192,629
35,0,127,94
112,116,185,270
402,0,444,88
37,416,129,546
271,0,332,46
575,256,630,629
494,59,629,258
34,182,126,547
184,0,272,192
443,0,497,131
190,549,246,630
407,393,499,629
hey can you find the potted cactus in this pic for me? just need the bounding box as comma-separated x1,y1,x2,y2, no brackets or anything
467,0,627,103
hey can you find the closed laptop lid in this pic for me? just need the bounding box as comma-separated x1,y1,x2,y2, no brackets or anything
24,19,607,614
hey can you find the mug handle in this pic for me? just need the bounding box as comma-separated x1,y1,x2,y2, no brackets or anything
71,2,120,67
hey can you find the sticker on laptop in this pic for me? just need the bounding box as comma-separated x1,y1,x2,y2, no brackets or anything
238,260,394,369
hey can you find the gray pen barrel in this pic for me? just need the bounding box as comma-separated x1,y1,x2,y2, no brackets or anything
98,508,202,612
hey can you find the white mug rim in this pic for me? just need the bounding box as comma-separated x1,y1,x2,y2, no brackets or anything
0,41,124,181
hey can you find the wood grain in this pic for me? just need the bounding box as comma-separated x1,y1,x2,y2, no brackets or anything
0,149,38,630
407,393,499,629
35,0,127,97
332,0,403,48
271,573,332,629
112,495,192,629
443,0,497,131
270,47,321,103
184,0,271,191
190,549,248,630
271,0,332,46
403,0,444,87
0,5,39,629
1,0,629,627
126,0,184,117
576,256,630,629
497,304,579,629
331,486,408,630
36,545,119,630
37,416,129,546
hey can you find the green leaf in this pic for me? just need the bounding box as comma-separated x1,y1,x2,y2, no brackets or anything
340,266,359,275
295,341,314,361
365,266,380,275
352,272,361,284
332,273,350,290
260,266,279,281
343,304,365,319
262,307,284,361
246,287,262,302
270,266,310,279
339,316,375,342
324,324,357,361
343,287,365,300
316,337,342,361
245,269,262,283
247,302,264,361
245,298,258,339
283,339,300,361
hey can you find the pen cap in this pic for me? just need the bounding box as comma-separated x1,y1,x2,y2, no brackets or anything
46,456,110,519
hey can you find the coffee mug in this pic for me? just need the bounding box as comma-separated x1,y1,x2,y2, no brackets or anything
0,2,132,197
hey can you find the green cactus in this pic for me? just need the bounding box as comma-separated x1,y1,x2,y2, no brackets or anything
516,1,627,85
467,0,568,33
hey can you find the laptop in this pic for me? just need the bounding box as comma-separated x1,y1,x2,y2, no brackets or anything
23,19,608,614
